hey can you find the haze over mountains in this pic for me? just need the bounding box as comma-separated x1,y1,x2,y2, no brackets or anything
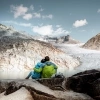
34,34,80,44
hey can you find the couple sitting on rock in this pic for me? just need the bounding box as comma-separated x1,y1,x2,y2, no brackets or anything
26,56,58,79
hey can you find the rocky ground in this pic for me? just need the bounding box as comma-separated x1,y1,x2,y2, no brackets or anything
0,78,94,100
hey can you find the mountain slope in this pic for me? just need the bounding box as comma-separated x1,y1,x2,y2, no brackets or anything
0,24,80,79
82,33,100,50
57,35,80,44
0,24,33,39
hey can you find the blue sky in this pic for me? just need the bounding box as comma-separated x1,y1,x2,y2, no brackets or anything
0,0,100,42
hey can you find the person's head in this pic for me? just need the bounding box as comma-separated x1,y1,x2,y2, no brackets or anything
41,59,46,63
44,56,50,61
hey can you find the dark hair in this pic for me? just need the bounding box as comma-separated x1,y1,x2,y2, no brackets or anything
41,59,46,63
44,56,50,61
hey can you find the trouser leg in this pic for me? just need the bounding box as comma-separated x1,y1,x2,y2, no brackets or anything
25,71,33,79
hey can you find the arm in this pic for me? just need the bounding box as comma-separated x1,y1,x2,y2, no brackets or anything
34,67,42,73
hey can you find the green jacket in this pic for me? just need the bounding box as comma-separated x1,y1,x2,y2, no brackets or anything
42,61,58,78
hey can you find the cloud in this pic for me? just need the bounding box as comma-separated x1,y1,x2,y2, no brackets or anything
19,23,32,27
97,9,100,13
54,28,70,36
73,19,88,28
33,25,53,35
2,20,70,36
23,13,33,20
42,14,53,19
30,5,34,10
79,30,86,32
56,25,61,28
39,8,44,12
33,13,53,19
10,4,53,20
33,13,41,18
2,20,32,27
32,25,70,36
10,4,28,18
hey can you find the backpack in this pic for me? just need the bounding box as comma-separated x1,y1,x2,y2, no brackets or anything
42,64,56,78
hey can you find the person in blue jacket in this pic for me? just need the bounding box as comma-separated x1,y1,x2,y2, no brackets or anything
25,59,46,79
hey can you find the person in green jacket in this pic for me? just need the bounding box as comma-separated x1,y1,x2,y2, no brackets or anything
41,56,58,78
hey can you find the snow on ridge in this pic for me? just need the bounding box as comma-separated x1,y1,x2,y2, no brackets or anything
0,23,33,39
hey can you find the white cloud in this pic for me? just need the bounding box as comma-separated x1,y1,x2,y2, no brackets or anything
56,25,61,28
20,23,32,27
30,5,34,10
97,9,100,13
2,20,32,27
73,19,88,28
42,14,53,19
23,13,33,20
10,4,28,18
33,13,41,18
32,25,70,36
92,29,95,33
54,28,70,35
33,25,53,35
39,8,44,12
79,30,86,32
70,13,72,15
10,5,53,20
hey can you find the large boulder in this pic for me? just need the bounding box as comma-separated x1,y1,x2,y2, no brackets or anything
88,78,100,100
66,69,100,99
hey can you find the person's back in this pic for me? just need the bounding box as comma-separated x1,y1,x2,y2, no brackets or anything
26,59,45,79
33,61,45,78
41,56,58,78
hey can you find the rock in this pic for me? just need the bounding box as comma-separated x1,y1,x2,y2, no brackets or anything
66,69,100,100
0,79,94,100
0,87,33,100
37,77,66,91
56,35,80,44
88,78,100,99
0,80,64,100
0,81,8,93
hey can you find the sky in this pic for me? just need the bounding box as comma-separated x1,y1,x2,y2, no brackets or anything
0,0,100,42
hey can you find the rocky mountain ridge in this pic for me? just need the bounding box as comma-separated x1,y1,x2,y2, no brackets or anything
42,35,80,44
0,24,33,39
82,33,100,50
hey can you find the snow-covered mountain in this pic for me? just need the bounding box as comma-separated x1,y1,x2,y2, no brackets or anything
33,34,80,44
0,24,34,39
56,35,80,44
82,33,100,50
0,24,79,79
53,43,100,76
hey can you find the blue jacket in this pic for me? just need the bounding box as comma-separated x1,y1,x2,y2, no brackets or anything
32,62,45,79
